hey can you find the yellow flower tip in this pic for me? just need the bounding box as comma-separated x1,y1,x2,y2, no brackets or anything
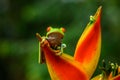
94,6,102,19
89,6,102,25
91,74,103,80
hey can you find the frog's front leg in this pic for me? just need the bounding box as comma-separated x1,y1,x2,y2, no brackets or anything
36,33,47,64
36,33,48,47
40,36,48,47
56,43,66,56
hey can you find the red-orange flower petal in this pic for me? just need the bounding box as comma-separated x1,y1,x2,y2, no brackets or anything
74,6,102,78
112,74,120,80
41,42,89,80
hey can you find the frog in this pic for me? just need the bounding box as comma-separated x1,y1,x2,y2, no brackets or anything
37,26,66,63
46,27,66,52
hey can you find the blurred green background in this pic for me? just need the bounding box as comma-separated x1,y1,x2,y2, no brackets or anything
0,0,120,80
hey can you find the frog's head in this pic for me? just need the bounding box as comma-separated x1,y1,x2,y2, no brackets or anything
46,26,66,48
46,26,65,37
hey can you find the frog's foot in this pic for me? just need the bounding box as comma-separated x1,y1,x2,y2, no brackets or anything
55,44,66,56
56,51,62,56
52,50,62,56
41,38,45,44
40,37,48,47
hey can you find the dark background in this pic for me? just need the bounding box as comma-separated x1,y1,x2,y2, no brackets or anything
0,0,120,80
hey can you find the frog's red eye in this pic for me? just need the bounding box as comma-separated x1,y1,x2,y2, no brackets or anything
47,26,51,32
60,27,66,32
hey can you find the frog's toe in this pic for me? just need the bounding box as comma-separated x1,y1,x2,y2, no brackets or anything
56,51,62,56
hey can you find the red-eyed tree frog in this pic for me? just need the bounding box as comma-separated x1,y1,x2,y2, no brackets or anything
37,26,66,63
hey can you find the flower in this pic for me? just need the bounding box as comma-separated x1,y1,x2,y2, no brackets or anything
91,60,120,80
36,6,102,80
